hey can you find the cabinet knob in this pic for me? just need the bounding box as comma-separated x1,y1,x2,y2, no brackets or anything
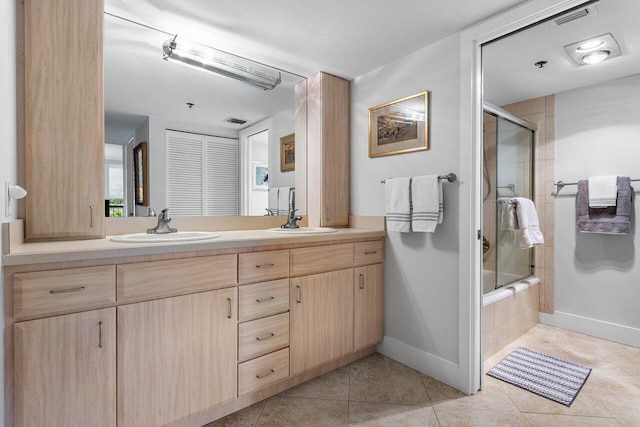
90,205,95,228
256,263,275,269
256,296,275,303
49,286,85,294
296,286,301,303
226,297,232,319
98,321,103,348
256,369,275,379
359,274,365,289
256,333,275,342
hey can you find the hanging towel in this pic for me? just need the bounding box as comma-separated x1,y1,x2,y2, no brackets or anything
411,175,442,232
577,177,631,234
278,187,291,215
588,175,618,208
511,197,544,249
505,199,519,231
268,188,279,215
385,177,411,232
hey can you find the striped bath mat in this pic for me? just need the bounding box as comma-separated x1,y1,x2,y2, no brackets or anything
487,347,591,406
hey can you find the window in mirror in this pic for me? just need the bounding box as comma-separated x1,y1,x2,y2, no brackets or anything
105,143,124,217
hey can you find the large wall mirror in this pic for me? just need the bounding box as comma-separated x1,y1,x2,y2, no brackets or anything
103,10,306,218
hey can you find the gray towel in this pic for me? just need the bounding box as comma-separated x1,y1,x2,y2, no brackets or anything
577,176,631,234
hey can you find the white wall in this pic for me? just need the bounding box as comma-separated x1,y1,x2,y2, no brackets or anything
351,34,462,379
0,0,17,419
552,74,640,345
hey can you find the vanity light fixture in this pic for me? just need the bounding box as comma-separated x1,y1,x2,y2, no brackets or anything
162,35,282,90
563,33,620,66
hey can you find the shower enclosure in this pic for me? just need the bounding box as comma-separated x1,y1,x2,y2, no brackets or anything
482,103,537,294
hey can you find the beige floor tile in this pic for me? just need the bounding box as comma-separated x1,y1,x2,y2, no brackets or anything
524,413,623,426
580,372,640,419
617,419,640,427
348,402,439,426
205,401,266,427
349,353,430,406
434,407,530,427
281,366,349,400
257,396,348,427
423,374,519,412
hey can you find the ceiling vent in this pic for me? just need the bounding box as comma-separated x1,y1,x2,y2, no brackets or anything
549,6,598,27
223,117,248,125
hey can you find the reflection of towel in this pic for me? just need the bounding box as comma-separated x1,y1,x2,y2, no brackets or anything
268,188,279,215
588,175,618,208
578,177,631,234
385,178,411,232
510,197,544,249
411,175,442,232
278,187,291,215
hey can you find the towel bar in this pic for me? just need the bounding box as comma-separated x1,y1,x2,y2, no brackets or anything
381,173,457,184
554,178,640,196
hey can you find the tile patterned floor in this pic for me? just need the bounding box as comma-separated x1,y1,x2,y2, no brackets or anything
208,324,640,426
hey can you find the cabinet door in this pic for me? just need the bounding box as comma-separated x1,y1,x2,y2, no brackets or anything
354,264,384,351
23,0,104,239
117,288,237,427
290,269,353,375
14,308,116,427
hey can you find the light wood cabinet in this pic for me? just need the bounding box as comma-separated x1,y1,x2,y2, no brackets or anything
290,269,354,375
117,288,237,427
354,264,384,351
14,308,116,427
307,72,350,227
21,0,105,240
289,243,354,277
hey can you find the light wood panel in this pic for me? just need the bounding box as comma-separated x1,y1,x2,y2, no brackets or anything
23,0,104,240
238,348,290,397
290,269,354,375
238,279,289,322
116,254,236,301
354,240,384,266
117,288,237,427
14,308,116,427
354,264,384,351
14,265,115,319
290,243,354,276
238,312,289,362
238,250,289,284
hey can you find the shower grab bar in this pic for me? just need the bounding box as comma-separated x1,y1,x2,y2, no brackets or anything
380,173,457,184
554,179,640,196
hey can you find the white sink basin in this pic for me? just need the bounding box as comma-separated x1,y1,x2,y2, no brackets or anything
267,227,337,234
110,231,221,243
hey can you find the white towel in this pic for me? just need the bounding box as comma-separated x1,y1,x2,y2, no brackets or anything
278,187,291,215
385,178,411,232
268,188,279,215
497,198,512,230
588,175,618,208
511,197,544,249
411,175,442,232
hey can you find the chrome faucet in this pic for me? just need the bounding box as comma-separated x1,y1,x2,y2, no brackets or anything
281,188,302,229
147,208,177,234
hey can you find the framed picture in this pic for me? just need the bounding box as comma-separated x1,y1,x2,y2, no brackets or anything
133,141,149,206
280,133,295,172
252,162,269,190
368,91,429,158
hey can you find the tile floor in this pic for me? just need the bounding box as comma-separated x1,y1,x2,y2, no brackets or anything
208,324,640,426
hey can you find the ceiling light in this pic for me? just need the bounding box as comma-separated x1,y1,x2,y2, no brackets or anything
563,33,620,66
162,36,282,90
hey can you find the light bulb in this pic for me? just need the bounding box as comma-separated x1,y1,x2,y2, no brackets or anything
582,50,610,64
576,40,605,52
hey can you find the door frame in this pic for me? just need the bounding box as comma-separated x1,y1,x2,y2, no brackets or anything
238,119,273,216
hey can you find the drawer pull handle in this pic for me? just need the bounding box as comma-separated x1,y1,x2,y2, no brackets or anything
90,205,94,228
98,321,103,348
256,333,275,342
296,286,301,303
226,297,232,319
256,369,275,379
256,296,275,303
256,263,275,269
365,250,378,255
50,286,85,294
359,274,365,289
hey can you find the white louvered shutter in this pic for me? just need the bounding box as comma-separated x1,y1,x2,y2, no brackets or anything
166,130,204,216
205,136,239,216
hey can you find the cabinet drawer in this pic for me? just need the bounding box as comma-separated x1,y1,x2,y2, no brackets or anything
14,266,116,319
354,240,384,266
238,312,289,362
289,243,354,276
238,348,289,396
238,250,289,284
117,255,237,301
239,279,289,322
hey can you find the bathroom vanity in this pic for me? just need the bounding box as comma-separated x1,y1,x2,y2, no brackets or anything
3,227,384,426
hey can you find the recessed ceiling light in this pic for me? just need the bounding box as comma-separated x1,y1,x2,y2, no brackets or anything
582,50,610,64
576,40,605,52
564,33,620,66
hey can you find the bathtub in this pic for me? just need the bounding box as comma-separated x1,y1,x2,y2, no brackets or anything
482,270,539,307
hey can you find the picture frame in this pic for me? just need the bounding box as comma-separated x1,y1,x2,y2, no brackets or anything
280,133,295,172
133,141,149,206
252,162,269,191
368,91,429,158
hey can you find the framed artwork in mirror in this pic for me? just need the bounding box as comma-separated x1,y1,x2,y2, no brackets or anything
368,91,429,158
133,141,148,205
253,162,269,191
280,133,295,172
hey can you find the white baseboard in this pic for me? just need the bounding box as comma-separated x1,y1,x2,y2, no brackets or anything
540,311,640,348
377,335,460,390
